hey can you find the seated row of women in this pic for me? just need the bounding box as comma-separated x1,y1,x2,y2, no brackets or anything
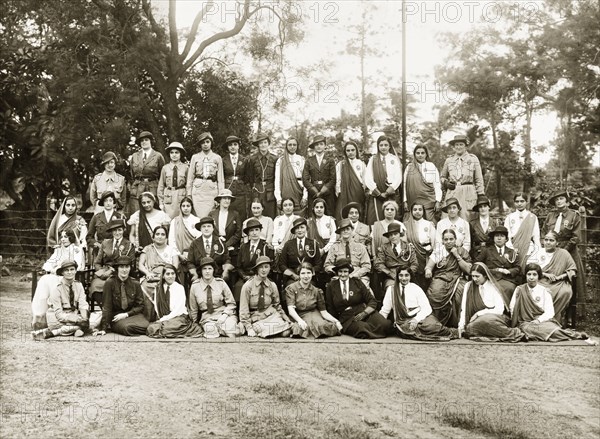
32,255,593,345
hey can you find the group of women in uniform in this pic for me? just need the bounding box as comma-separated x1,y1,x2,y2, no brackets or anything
31,131,593,344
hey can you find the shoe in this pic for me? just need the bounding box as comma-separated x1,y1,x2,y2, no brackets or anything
31,329,46,341
236,322,245,335
74,329,84,337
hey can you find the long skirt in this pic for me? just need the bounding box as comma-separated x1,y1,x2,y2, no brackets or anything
250,310,291,338
31,274,59,329
191,178,218,218
465,314,524,342
343,312,393,339
496,279,517,305
540,280,572,321
112,314,149,336
518,319,589,342
146,314,204,338
290,309,340,339
252,184,277,219
200,314,243,338
427,277,466,327
394,314,457,341
443,185,477,222
140,279,159,322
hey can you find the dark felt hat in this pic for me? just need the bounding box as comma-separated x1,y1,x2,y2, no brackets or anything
490,225,509,237
548,190,569,205
101,151,118,166
336,218,353,234
214,189,236,202
308,135,326,149
471,195,491,212
243,218,263,235
56,260,78,276
290,217,308,233
223,135,241,148
341,202,362,218
449,134,468,146
199,257,217,269
196,132,214,145
195,216,215,230
111,256,133,267
251,133,270,146
383,222,403,238
98,191,117,207
137,131,154,143
441,197,461,213
332,258,354,274
106,219,126,233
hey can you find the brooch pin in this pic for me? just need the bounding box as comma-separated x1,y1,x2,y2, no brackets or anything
256,249,261,255
213,244,219,251
278,221,282,226
511,219,515,224
349,291,354,297
563,220,570,227
458,227,464,233
424,227,429,232
535,296,541,302
391,160,395,165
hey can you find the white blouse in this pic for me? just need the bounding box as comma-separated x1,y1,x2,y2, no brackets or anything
271,214,300,250
436,217,471,252
380,282,432,323
312,215,337,253
509,284,554,323
458,280,505,329
157,282,188,322
364,153,403,192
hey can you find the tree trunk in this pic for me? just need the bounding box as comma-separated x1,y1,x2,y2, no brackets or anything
523,100,533,193
490,119,503,213
360,25,368,154
161,78,182,150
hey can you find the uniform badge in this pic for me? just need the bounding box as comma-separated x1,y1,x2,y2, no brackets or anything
349,291,354,297
356,165,361,171
424,227,429,232
279,221,282,226
458,227,464,233
534,296,541,302
326,223,331,229
213,244,219,251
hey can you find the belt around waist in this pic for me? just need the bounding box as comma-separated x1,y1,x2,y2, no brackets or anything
195,175,217,182
226,176,241,181
135,177,157,182
166,186,186,190
296,177,303,181
456,182,473,186
315,180,324,185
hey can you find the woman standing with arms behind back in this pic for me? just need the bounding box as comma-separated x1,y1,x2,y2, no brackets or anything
186,132,224,218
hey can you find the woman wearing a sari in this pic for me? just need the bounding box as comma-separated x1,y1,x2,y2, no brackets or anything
402,145,441,224
168,197,200,286
457,262,525,342
146,264,203,338
128,192,171,249
510,263,592,343
504,193,541,271
364,136,402,225
274,137,307,216
404,202,436,290
526,231,576,322
47,195,88,250
138,225,180,321
306,198,337,256
335,141,366,222
425,229,472,327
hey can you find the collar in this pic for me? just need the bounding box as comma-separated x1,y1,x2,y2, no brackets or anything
253,276,270,287
103,171,116,181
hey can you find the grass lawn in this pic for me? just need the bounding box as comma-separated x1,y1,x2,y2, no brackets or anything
1,274,599,438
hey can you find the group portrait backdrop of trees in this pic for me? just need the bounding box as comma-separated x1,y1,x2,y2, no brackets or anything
1,0,599,221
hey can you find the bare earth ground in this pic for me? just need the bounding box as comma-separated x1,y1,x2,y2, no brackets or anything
1,274,599,439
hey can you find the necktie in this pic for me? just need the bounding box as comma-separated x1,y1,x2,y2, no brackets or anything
120,282,128,310
498,247,503,256
257,282,266,311
142,153,147,166
554,213,563,233
342,281,348,301
345,241,351,259
205,240,211,254
456,157,463,179
298,240,304,256
400,285,405,303
113,240,118,254
394,245,399,257
68,284,75,310
205,284,214,314
250,244,256,256
232,155,237,169
172,165,178,188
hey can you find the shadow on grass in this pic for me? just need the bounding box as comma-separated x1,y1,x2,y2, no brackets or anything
440,411,533,439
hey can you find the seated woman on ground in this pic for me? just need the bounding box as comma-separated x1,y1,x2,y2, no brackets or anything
380,268,457,341
189,257,244,338
286,262,342,339
457,262,525,342
31,260,89,340
325,259,393,339
239,256,292,338
31,229,85,329
510,263,594,344
146,264,203,338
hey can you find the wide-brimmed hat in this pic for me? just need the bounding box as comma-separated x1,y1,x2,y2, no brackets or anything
441,197,461,213
308,135,326,149
98,191,117,207
196,132,214,146
112,256,133,267
471,195,491,212
290,217,308,233
341,202,362,218
223,135,241,148
56,260,78,276
490,225,509,238
449,134,468,146
252,256,272,270
243,218,263,235
251,133,270,146
383,222,403,238
336,218,353,234
214,189,236,202
548,190,569,205
101,151,118,166
165,142,186,155
137,131,154,143
106,219,126,233
199,257,217,269
195,216,215,230
332,258,354,274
